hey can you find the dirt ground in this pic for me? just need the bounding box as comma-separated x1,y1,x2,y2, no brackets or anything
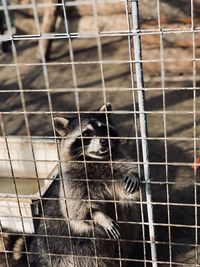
1,1,200,266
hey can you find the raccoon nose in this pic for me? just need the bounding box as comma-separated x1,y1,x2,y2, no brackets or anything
100,138,108,146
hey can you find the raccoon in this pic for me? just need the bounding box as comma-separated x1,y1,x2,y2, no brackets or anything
0,234,27,267
0,200,39,267
28,103,141,267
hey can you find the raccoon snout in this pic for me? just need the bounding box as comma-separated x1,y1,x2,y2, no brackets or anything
99,139,109,155
100,138,108,147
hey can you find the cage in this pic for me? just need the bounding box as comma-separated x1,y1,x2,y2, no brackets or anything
0,0,200,266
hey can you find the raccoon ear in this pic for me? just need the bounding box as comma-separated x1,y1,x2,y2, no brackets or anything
54,117,70,136
99,103,112,112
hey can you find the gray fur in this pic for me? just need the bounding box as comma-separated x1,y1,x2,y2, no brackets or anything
28,104,141,267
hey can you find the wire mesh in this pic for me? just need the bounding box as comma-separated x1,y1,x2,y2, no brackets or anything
0,0,200,266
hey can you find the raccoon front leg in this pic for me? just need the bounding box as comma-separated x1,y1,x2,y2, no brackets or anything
93,211,120,239
122,167,140,194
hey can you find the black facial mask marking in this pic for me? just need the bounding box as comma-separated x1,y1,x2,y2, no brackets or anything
69,119,118,159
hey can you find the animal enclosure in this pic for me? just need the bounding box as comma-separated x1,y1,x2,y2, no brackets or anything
0,0,200,266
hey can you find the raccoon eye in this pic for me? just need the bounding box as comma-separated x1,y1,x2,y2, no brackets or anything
82,129,94,137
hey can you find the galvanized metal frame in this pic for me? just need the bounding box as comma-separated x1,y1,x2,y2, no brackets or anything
130,1,157,266
0,0,198,266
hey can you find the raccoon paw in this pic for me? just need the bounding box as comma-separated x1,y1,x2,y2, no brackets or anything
93,211,120,239
105,219,120,240
123,172,140,194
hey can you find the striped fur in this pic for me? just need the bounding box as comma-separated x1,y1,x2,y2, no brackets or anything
2,104,141,267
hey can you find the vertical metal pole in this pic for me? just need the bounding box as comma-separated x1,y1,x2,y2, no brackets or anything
131,1,158,266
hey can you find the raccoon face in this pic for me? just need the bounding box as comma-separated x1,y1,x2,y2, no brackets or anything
54,103,118,160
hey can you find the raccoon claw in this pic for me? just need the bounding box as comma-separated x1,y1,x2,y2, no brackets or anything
123,174,140,194
105,220,120,239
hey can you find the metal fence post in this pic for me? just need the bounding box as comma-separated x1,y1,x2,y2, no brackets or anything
131,0,158,266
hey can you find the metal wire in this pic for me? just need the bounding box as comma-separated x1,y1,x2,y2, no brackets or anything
0,0,199,266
